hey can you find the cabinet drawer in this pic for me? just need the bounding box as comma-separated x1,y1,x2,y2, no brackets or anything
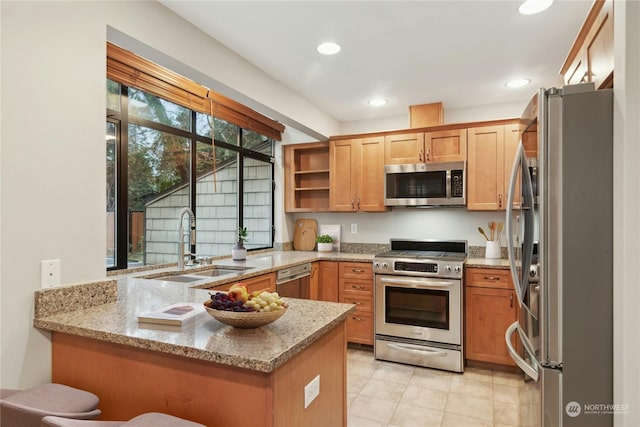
339,294,372,312
210,273,276,293
346,311,374,345
466,268,513,290
339,262,372,279
339,278,373,295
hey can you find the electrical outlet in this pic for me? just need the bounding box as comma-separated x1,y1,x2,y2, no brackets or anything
41,259,61,288
351,223,357,234
304,375,320,409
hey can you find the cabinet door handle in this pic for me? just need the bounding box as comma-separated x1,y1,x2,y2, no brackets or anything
426,147,431,161
352,269,364,273
510,293,514,308
484,276,501,281
419,149,424,162
357,197,361,210
499,193,503,208
349,301,364,305
352,316,365,321
351,285,365,289
351,197,355,210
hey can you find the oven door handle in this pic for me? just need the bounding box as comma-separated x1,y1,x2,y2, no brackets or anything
388,343,447,357
379,277,455,288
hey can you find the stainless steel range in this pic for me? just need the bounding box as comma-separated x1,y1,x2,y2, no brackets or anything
373,239,467,372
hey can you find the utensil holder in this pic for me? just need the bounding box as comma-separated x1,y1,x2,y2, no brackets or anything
485,241,501,259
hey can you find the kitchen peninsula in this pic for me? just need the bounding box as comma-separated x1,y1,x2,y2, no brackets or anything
33,251,368,427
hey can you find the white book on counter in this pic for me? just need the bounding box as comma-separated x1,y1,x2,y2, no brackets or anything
138,302,205,326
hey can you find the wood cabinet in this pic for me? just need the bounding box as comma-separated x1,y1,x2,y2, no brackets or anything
284,142,330,212
330,136,387,212
384,132,424,164
317,261,339,303
467,123,519,210
338,262,374,345
561,0,613,89
384,129,466,164
424,129,467,163
309,262,319,300
465,267,518,366
209,272,276,293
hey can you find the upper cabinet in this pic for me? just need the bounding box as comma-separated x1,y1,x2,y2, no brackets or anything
424,129,467,163
383,133,424,164
330,136,387,212
285,120,519,213
284,142,330,212
467,123,519,211
561,0,613,89
384,129,467,165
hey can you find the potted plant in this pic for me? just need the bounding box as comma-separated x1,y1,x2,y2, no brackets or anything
316,234,334,252
232,227,248,260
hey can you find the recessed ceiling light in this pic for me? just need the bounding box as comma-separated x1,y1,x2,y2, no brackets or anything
519,0,553,15
317,42,341,55
505,79,531,88
368,98,388,106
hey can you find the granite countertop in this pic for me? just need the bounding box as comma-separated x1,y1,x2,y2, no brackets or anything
33,250,370,373
131,250,376,289
33,250,511,373
465,257,511,269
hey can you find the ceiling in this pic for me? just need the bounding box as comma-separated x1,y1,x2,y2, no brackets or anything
159,1,592,124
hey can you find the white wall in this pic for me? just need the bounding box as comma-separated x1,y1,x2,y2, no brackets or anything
613,1,640,426
292,209,507,248
0,0,338,389
339,100,529,135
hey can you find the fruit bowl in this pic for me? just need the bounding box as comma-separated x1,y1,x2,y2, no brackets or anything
204,304,288,328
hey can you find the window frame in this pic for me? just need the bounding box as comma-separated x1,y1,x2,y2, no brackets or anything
107,83,275,271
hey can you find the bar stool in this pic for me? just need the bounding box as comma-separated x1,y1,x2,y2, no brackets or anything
41,412,207,426
1,383,101,427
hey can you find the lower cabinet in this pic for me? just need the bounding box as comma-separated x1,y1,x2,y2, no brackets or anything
317,261,339,302
339,262,374,345
465,267,517,366
210,273,276,294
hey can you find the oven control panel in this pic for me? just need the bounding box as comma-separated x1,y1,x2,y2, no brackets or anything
373,258,464,279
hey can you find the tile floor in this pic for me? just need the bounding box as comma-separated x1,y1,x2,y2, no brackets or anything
347,346,526,427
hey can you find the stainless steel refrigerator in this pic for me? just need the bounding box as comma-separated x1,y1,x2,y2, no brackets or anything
505,82,613,427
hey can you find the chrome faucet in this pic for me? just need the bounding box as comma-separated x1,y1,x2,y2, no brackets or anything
178,207,196,270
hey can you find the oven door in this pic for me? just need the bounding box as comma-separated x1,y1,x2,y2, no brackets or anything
375,275,461,346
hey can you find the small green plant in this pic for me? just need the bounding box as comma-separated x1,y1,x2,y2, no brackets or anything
238,227,248,242
316,234,334,243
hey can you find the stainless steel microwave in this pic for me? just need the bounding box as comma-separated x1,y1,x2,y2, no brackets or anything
384,161,466,207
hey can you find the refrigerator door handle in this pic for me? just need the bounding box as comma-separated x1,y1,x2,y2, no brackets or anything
506,142,526,305
506,142,536,318
505,321,539,381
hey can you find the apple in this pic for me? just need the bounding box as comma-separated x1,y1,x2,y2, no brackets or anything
227,284,248,303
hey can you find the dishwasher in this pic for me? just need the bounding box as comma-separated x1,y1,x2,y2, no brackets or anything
276,263,311,299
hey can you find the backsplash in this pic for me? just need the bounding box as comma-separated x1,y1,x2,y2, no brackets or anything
34,279,118,318
469,245,508,259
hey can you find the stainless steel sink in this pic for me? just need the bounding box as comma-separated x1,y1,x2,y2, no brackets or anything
154,275,204,283
193,266,254,277
149,266,254,282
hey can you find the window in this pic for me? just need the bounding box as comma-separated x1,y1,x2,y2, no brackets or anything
107,80,275,270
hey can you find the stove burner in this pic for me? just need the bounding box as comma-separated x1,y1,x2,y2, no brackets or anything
374,239,468,279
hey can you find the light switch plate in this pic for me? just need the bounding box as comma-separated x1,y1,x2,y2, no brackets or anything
304,375,320,409
41,259,61,288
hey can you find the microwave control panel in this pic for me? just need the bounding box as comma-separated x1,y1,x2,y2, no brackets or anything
452,170,464,197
